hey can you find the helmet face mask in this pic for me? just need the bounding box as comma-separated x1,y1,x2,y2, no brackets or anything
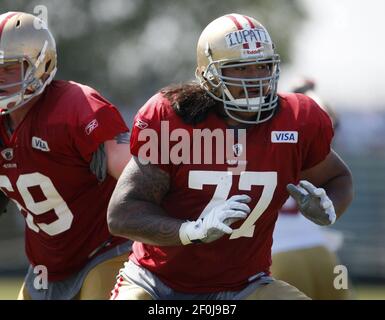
0,58,38,109
0,12,57,114
196,13,280,124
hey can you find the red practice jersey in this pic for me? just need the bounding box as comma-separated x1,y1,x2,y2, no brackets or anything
130,92,333,293
0,80,129,281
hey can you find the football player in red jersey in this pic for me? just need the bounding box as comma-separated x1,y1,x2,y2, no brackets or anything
107,13,354,300
0,12,132,299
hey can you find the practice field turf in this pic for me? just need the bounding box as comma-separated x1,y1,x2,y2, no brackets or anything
0,278,24,300
1,277,385,300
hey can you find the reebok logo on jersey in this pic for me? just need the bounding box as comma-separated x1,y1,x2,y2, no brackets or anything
32,137,50,152
271,131,298,143
85,119,98,135
135,119,148,129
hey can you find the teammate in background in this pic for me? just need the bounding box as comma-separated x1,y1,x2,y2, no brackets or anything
271,78,351,299
0,12,131,299
289,78,339,129
108,13,353,300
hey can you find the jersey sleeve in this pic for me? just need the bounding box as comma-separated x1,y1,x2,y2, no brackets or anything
72,89,129,162
300,95,334,171
130,93,172,174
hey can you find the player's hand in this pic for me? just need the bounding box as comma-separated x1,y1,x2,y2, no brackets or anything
179,194,251,245
286,180,336,226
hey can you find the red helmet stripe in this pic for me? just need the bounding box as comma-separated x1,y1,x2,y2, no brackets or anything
243,15,261,49
243,15,255,28
0,12,19,43
226,14,249,49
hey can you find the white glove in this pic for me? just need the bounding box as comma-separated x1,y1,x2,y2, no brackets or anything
179,194,251,245
286,180,336,226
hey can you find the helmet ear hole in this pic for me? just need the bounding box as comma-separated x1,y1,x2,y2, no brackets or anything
45,59,51,72
16,19,21,28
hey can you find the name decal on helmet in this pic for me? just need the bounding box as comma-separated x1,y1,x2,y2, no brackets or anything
225,28,271,49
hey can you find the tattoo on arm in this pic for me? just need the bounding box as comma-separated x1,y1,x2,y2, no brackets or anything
108,156,183,246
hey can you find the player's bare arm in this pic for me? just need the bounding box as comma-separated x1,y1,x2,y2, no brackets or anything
108,155,250,245
300,149,353,217
104,132,132,180
107,156,183,246
288,149,353,225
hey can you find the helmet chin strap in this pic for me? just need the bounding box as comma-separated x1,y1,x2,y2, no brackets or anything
223,86,266,110
0,95,21,110
224,105,275,124
231,97,266,109
0,92,33,115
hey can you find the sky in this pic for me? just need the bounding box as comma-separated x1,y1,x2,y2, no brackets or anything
280,0,385,110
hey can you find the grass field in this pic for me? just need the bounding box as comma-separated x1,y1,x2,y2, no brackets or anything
0,278,24,300
1,277,385,300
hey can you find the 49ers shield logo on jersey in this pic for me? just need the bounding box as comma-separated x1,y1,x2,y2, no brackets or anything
1,148,13,160
232,143,243,157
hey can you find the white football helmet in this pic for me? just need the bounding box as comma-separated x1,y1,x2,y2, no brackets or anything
0,12,57,114
196,13,280,124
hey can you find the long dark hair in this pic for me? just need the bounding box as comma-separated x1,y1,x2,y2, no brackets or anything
160,81,280,125
160,82,222,125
